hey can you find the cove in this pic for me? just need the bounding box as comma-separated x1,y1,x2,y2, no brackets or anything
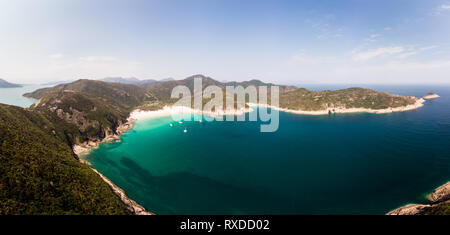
84,85,450,215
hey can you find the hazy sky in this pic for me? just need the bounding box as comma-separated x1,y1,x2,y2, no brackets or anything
1,0,450,84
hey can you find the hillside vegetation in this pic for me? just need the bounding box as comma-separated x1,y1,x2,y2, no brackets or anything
24,79,156,110
146,74,296,101
0,104,131,214
279,87,417,111
24,80,157,145
422,203,450,215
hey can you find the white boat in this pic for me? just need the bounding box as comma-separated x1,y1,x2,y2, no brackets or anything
179,121,183,124
169,124,173,127
184,128,187,133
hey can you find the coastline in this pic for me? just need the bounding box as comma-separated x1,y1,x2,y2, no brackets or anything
387,182,450,215
72,100,431,215
248,97,425,115
74,105,254,156
128,105,253,121
90,168,153,215
73,118,154,215
72,105,253,215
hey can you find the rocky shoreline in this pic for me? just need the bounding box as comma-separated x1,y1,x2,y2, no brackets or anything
73,118,135,156
90,168,153,215
387,182,450,215
72,117,154,215
72,105,255,215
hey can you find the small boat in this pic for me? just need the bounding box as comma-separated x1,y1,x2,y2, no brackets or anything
169,124,173,127
179,121,183,124
184,128,187,133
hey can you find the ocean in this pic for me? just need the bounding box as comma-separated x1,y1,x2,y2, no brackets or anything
83,85,450,215
1,84,449,214
0,85,42,108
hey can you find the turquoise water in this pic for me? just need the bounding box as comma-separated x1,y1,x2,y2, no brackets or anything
0,85,44,108
82,85,448,214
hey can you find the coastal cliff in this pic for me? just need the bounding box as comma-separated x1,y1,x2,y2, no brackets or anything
387,182,450,215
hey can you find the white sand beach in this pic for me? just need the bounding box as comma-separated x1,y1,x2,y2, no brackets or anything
128,105,254,121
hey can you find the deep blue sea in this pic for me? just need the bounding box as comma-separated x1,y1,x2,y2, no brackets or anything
1,84,449,214
82,85,450,214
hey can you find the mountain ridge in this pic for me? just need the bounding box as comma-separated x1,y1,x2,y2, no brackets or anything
0,78,22,88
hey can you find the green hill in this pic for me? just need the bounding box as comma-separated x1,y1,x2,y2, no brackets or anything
0,103,130,215
144,74,296,109
146,76,417,112
279,87,418,111
24,79,156,110
24,80,157,146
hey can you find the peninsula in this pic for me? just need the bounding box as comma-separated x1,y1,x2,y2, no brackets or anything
276,87,424,115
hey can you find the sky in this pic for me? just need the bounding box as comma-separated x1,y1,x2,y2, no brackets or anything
0,0,450,85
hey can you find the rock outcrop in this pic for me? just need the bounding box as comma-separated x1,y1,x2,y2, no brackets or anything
427,182,450,203
387,182,450,215
423,93,440,100
387,204,430,215
91,168,153,215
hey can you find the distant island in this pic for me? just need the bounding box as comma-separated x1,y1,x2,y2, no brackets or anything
0,78,22,88
0,75,442,214
423,93,440,100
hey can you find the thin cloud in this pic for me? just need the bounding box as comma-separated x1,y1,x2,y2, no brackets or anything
79,56,117,62
397,51,417,59
434,4,450,15
49,53,63,59
364,34,381,43
419,45,438,51
353,46,404,61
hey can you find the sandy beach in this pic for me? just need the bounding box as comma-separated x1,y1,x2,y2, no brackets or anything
129,105,253,121
73,105,253,156
68,97,427,156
